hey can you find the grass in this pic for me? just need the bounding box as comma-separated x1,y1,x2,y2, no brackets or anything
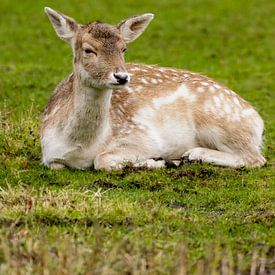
0,0,275,273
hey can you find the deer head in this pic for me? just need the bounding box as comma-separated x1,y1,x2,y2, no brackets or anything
44,7,154,89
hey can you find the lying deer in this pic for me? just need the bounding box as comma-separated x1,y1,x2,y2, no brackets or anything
40,7,266,170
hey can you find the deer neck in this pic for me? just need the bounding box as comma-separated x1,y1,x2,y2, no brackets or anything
67,75,112,145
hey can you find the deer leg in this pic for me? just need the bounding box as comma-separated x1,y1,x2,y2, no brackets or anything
94,146,166,170
183,147,266,168
133,159,166,168
94,155,166,170
48,162,65,170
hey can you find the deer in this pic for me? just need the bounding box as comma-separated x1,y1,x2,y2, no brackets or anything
40,7,266,170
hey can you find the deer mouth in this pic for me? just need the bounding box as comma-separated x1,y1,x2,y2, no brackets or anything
109,82,129,89
112,82,128,86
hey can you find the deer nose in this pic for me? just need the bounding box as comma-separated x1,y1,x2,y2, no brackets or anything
113,72,129,85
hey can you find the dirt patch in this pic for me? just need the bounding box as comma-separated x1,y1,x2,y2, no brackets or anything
113,164,153,179
170,168,215,181
93,179,120,189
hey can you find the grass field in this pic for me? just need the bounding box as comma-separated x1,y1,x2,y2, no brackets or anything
0,0,275,274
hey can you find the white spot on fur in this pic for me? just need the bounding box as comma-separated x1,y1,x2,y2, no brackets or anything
209,86,216,93
213,84,221,89
213,96,221,107
151,78,158,84
233,97,240,106
197,87,205,93
126,87,134,93
224,102,232,114
153,84,195,108
201,81,209,86
224,89,231,94
140,68,148,72
129,67,140,72
138,124,146,130
140,78,148,84
219,93,225,100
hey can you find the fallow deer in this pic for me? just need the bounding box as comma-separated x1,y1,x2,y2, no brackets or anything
40,7,266,170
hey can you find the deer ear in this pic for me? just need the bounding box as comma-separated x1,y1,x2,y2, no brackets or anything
44,7,78,44
117,14,154,43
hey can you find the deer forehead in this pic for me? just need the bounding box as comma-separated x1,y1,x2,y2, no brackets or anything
79,22,125,50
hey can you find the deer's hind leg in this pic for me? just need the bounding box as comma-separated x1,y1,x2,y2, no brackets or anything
240,150,266,167
187,114,266,168
183,147,266,168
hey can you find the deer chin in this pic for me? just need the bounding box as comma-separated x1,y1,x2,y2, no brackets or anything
107,82,129,89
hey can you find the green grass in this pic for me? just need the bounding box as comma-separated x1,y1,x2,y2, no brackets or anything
0,0,275,273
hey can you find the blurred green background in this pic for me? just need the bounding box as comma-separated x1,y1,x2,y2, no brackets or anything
1,0,274,117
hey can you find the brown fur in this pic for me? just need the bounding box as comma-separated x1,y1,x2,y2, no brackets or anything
43,63,261,153
41,9,266,169
41,73,74,134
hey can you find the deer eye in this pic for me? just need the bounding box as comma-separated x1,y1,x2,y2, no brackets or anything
122,48,127,53
84,48,97,55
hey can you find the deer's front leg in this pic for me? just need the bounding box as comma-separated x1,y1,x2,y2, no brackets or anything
94,151,131,170
49,162,65,170
94,147,165,170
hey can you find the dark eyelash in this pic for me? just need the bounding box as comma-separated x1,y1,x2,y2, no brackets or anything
84,48,97,55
